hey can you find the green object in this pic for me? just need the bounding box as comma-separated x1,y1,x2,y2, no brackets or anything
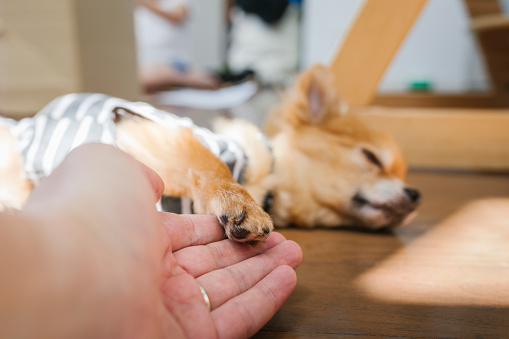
409,79,432,92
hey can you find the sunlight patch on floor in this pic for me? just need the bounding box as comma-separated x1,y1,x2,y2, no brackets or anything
355,198,509,306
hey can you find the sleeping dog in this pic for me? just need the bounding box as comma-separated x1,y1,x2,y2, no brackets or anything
0,64,420,242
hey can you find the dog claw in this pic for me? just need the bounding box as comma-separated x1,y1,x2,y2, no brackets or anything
209,184,273,243
216,209,273,242
219,214,229,226
232,225,250,239
235,211,246,224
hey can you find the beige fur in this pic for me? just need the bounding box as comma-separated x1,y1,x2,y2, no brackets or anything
212,117,276,207
265,65,417,229
115,118,273,242
0,64,419,242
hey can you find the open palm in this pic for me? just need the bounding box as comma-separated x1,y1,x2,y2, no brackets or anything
22,144,302,338
158,213,302,338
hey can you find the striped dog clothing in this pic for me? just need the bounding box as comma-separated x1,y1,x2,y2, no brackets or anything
2,93,248,213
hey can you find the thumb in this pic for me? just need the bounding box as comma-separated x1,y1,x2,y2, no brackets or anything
135,160,165,203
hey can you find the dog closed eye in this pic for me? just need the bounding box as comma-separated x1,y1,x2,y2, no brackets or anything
362,148,383,169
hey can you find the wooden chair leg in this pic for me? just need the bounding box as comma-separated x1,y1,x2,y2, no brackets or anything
329,0,428,106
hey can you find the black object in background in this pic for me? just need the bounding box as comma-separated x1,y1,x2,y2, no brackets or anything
236,0,289,24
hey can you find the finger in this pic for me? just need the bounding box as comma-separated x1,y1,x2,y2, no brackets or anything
160,270,216,338
160,214,229,251
72,143,164,203
26,144,159,209
175,232,288,278
196,240,302,310
136,161,165,203
211,265,297,339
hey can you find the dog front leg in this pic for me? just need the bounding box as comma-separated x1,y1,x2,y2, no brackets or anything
116,121,273,243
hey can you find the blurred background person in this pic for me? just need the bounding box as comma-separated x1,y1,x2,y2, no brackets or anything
135,0,220,92
226,0,301,86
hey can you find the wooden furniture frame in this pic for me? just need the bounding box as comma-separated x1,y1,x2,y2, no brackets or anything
466,0,509,107
372,0,509,109
0,0,140,117
330,0,509,171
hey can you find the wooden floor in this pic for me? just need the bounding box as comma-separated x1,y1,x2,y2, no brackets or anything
254,170,509,338
158,92,509,338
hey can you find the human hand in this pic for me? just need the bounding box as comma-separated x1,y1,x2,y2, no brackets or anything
159,213,302,338
20,144,302,338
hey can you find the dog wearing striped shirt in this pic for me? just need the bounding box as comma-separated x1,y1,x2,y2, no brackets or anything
0,65,420,242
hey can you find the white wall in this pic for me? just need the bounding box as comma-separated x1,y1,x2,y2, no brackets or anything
188,0,226,71
300,0,363,71
501,0,509,13
301,0,490,93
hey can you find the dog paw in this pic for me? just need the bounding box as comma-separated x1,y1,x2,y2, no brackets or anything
209,184,274,243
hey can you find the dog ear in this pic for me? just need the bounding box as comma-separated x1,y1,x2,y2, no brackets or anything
286,64,346,126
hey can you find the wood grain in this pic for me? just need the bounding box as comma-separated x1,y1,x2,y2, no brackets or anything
255,170,509,338
354,106,509,171
463,0,509,107
330,0,427,106
0,0,140,117
470,13,509,31
463,0,502,17
372,92,497,108
473,24,509,107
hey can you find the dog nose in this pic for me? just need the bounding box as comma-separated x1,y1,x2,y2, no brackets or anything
404,188,421,204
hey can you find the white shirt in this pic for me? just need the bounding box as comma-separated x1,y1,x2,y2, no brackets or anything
134,0,191,66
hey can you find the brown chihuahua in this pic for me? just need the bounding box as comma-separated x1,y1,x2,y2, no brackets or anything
0,64,420,242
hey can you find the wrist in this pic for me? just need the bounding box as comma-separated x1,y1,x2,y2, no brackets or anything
0,210,141,338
